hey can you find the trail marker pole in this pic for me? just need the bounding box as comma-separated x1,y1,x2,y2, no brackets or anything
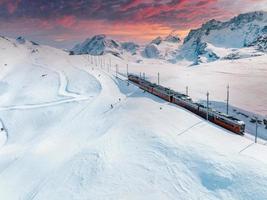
126,64,129,76
226,84,229,115
186,86,188,96
206,92,209,121
255,116,258,143
157,72,160,85
116,65,118,78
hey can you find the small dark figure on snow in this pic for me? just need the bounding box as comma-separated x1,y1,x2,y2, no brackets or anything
119,98,121,102
110,104,113,109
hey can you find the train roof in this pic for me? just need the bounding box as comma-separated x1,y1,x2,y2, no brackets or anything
213,111,245,125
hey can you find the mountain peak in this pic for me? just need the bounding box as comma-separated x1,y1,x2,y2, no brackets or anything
16,36,26,44
231,11,267,24
151,36,163,45
71,34,121,55
165,34,181,43
180,11,267,64
71,35,140,56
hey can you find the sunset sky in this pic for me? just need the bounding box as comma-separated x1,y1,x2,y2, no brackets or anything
0,0,266,48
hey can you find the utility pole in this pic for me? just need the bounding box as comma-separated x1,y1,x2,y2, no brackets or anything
157,72,160,85
89,55,91,65
186,86,188,96
116,64,118,78
206,91,209,121
140,72,142,78
91,55,94,70
255,116,258,143
126,64,129,76
226,84,230,115
143,72,145,80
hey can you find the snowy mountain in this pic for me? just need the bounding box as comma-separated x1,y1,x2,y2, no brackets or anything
71,12,267,65
142,34,181,60
249,34,267,51
165,34,181,43
71,34,140,57
121,42,140,55
150,36,163,45
72,33,181,62
16,36,26,44
142,43,160,58
179,11,267,64
71,34,122,56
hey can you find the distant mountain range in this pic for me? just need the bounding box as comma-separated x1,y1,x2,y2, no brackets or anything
70,33,181,61
71,11,267,65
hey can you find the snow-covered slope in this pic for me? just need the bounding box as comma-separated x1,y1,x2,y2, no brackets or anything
180,11,267,64
113,51,267,140
0,36,267,199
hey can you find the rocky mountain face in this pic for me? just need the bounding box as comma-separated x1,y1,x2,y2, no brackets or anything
71,35,122,56
180,11,267,64
142,34,181,59
250,34,267,52
71,35,140,57
121,42,140,55
143,44,160,58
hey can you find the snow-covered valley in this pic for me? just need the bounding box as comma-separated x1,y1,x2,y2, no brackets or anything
111,54,267,140
0,35,267,200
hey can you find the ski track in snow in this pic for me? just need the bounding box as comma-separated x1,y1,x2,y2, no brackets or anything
0,62,94,111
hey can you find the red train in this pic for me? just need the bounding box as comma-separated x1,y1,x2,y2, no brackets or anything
128,74,245,135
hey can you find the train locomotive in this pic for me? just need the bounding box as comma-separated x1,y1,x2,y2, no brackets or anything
128,74,245,135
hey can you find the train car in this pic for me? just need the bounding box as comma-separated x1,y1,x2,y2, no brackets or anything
139,80,154,93
128,74,245,135
210,112,245,135
152,85,173,102
128,74,140,84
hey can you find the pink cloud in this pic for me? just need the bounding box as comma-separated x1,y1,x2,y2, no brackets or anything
0,0,21,14
56,15,77,28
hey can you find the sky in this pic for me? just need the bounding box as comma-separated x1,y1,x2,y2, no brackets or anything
0,0,266,49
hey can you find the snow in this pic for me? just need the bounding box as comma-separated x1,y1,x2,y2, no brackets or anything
111,53,267,140
180,11,267,63
0,37,267,199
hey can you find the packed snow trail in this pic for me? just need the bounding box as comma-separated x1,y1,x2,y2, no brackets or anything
0,118,8,148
